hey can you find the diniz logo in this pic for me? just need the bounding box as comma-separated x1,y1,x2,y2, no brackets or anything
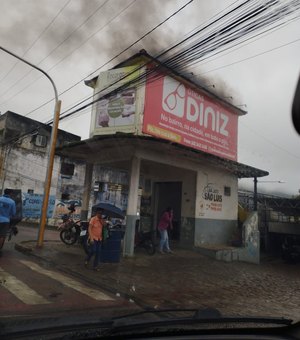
162,76,229,137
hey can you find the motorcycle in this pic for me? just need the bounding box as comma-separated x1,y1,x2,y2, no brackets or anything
57,204,90,254
134,220,156,255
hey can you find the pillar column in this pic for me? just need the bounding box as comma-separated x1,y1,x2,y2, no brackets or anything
123,156,140,257
80,162,94,221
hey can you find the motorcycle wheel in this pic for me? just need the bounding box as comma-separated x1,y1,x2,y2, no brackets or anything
144,239,155,255
60,229,78,245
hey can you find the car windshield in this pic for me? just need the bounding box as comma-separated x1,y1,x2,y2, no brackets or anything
1,0,300,338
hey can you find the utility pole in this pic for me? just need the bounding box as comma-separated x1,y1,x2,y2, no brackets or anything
254,177,258,211
0,46,61,247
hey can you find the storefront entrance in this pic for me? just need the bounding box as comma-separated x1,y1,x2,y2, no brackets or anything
154,182,182,240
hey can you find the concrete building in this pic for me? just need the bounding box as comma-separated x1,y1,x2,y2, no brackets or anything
56,50,269,263
0,111,84,223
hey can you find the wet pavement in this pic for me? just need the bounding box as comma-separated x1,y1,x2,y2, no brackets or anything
15,236,300,322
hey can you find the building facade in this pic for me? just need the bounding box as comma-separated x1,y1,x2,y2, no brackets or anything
56,50,269,263
0,111,84,223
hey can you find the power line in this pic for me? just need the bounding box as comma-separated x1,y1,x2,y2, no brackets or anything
4,0,300,148
196,36,300,76
60,1,264,116
0,0,72,86
161,0,300,72
41,0,236,123
0,0,133,108
59,31,300,124
0,0,112,104
186,15,300,72
41,0,196,122
240,121,300,162
56,0,300,124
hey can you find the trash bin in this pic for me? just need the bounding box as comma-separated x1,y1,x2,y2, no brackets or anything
100,229,123,263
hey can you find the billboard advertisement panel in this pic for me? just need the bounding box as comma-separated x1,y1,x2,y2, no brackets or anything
90,65,144,137
142,74,238,161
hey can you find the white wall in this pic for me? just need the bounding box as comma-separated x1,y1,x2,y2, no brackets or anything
196,166,238,221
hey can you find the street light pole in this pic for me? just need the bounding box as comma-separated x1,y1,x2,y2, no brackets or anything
0,46,61,247
254,177,258,211
253,178,285,211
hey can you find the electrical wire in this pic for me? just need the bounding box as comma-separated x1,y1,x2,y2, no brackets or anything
196,36,300,76
0,0,72,86
42,0,240,123
240,121,300,161
55,0,300,124
2,1,300,146
25,0,195,120
58,32,300,126
185,15,300,72
0,0,133,108
41,0,196,122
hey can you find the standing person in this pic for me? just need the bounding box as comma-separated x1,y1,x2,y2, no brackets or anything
85,208,104,271
157,207,173,254
0,189,16,250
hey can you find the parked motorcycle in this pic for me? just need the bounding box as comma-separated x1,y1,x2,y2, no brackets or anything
57,204,90,254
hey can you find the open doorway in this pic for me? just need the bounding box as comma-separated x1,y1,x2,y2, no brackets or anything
154,182,182,240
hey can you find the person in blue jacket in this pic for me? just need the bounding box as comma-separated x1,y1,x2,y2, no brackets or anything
0,188,16,250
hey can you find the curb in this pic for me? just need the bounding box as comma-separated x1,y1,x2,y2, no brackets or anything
14,240,59,253
14,241,152,310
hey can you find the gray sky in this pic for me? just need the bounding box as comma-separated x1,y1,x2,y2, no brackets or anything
0,0,299,196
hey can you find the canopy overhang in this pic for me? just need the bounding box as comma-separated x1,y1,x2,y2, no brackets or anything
56,134,268,179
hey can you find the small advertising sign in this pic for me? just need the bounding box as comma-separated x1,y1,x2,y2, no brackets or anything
198,183,223,218
90,65,143,137
143,74,238,161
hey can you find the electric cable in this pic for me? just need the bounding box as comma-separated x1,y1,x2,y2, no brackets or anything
3,1,298,145
25,0,195,119
0,0,72,86
0,0,133,108
196,36,300,76
55,0,300,124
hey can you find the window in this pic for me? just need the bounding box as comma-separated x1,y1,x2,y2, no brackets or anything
60,163,75,176
34,134,47,147
224,186,231,196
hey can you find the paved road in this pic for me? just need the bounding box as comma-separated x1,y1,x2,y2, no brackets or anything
0,225,137,319
3,225,300,323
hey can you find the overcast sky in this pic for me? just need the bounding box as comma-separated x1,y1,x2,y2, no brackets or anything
0,0,299,196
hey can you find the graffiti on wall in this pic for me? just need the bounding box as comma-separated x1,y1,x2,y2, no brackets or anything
22,194,56,218
54,199,82,219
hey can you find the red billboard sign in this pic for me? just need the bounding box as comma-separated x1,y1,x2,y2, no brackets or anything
142,74,238,161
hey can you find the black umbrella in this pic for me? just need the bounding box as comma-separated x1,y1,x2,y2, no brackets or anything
92,202,125,219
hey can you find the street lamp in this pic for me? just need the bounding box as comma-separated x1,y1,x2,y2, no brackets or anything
0,46,61,247
253,178,285,210
258,180,285,183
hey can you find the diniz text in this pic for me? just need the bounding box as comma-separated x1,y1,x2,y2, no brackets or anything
186,96,229,137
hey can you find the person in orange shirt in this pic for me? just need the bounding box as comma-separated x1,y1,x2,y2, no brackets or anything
85,208,104,271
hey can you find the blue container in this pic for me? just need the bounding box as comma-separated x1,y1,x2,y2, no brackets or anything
100,230,122,263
